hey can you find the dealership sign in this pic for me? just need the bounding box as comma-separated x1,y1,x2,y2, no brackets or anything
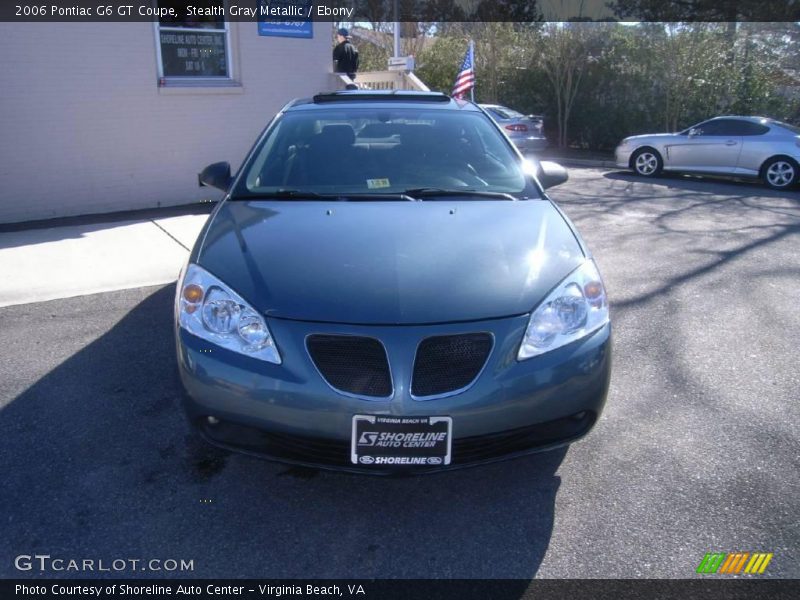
257,0,313,38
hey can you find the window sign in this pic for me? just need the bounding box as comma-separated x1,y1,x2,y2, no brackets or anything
160,30,228,77
155,1,233,82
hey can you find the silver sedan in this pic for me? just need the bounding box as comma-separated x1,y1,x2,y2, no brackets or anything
480,104,548,154
615,116,800,190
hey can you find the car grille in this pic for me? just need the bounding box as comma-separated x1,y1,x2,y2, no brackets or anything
411,333,493,398
453,412,595,462
306,334,392,398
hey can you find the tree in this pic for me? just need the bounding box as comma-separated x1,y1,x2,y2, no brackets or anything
415,35,467,93
535,23,597,148
367,20,800,149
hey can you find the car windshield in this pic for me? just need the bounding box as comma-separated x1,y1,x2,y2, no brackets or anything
232,108,535,199
680,121,705,134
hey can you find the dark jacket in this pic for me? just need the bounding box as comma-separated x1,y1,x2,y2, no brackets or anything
333,40,359,76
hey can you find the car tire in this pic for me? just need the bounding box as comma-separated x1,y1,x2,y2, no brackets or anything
761,157,798,190
631,148,663,178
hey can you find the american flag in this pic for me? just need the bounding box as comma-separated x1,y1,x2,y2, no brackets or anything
451,42,475,99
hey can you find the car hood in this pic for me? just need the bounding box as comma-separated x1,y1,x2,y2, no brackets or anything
197,200,584,325
623,133,678,143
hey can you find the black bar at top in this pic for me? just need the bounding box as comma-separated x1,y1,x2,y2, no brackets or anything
2,0,800,22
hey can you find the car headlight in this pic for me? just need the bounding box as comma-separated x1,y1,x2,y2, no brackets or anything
617,138,631,148
176,263,281,364
518,259,609,360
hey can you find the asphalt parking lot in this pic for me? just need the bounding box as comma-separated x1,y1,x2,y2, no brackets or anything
1,169,798,579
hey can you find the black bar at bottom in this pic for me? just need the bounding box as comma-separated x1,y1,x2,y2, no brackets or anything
2,579,798,600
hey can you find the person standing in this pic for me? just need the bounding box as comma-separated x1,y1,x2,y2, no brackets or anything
333,27,359,83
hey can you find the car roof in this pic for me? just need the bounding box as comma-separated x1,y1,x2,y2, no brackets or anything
707,115,770,124
285,90,482,112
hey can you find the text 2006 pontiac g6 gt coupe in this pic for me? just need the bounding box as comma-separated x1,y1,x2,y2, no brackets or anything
175,91,611,473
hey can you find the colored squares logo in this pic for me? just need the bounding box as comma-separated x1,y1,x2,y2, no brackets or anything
697,552,773,574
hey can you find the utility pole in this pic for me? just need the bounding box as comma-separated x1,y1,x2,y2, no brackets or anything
393,0,400,59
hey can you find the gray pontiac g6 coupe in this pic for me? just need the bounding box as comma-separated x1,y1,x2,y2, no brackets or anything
175,91,611,473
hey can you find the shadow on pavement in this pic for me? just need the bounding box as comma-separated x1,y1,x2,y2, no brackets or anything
602,170,800,200
0,284,565,579
548,169,800,312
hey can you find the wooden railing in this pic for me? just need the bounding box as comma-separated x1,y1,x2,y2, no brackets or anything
337,71,430,92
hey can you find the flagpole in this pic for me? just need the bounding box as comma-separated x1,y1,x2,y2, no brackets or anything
469,40,475,102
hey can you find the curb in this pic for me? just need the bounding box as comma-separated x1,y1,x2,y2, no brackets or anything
0,202,213,233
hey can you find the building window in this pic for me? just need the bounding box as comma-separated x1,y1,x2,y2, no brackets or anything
154,1,233,84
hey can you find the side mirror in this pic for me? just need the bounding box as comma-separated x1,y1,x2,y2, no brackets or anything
537,160,569,190
688,128,700,137
198,162,232,191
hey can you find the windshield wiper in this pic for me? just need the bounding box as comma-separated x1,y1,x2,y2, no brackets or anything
403,188,519,201
237,189,330,200
237,190,417,201
342,193,417,202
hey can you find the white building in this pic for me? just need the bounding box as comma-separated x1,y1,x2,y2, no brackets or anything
0,19,338,223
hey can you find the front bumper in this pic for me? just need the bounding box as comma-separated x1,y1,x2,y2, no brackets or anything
615,146,633,168
176,316,611,473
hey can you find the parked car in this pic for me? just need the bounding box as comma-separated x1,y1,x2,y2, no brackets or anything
176,91,610,474
615,116,800,190
480,103,548,153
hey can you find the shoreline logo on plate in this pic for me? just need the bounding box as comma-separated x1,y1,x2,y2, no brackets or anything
696,552,773,575
358,456,443,465
358,431,447,448
358,432,378,446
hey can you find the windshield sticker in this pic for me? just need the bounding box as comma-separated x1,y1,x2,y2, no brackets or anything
367,178,390,189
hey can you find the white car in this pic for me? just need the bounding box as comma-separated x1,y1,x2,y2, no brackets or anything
615,116,800,190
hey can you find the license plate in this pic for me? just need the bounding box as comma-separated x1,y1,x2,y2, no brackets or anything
351,415,452,466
